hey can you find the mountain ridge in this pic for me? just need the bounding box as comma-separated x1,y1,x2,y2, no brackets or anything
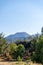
5,32,30,43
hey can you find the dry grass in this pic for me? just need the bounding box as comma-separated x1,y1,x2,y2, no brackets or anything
0,62,42,65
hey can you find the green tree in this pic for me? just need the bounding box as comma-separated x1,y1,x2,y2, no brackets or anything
9,43,17,53
9,43,25,60
9,43,17,59
32,35,43,63
0,33,7,54
41,27,43,35
17,44,25,58
31,33,39,52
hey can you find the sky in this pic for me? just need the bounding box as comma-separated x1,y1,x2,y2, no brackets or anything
0,0,43,36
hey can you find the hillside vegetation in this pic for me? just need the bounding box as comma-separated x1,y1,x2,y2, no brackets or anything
0,27,43,65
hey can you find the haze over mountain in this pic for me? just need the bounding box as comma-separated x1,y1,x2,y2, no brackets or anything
5,32,31,43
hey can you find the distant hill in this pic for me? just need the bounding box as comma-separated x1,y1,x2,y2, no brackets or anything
5,32,31,43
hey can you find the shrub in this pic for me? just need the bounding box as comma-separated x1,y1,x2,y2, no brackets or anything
17,56,22,62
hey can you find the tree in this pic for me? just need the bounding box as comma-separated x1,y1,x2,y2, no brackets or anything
9,43,17,53
32,35,43,63
0,33,7,54
41,27,43,35
9,43,18,59
17,44,25,58
9,43,25,60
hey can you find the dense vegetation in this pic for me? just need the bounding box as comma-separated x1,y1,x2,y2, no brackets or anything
0,27,43,64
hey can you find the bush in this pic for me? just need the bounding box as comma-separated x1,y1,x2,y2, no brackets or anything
17,56,22,61
31,35,43,63
17,44,25,57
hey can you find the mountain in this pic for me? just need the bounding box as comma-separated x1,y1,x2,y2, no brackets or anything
5,32,31,43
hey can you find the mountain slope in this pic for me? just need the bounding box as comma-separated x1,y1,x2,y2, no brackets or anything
5,32,30,43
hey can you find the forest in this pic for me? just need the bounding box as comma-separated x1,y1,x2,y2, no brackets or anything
0,27,43,64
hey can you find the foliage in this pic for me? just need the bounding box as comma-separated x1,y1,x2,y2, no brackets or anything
17,56,22,61
0,33,7,54
41,27,43,35
8,43,17,59
32,35,43,63
9,43,17,53
0,27,43,63
9,43,25,60
17,44,25,57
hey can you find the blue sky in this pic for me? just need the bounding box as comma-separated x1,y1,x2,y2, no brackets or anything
0,0,43,36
